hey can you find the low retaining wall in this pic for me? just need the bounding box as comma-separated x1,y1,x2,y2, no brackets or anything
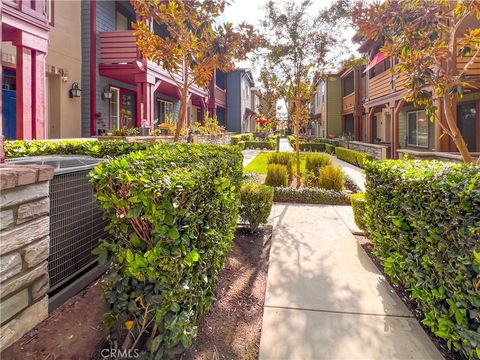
348,141,390,160
397,149,480,162
0,164,54,351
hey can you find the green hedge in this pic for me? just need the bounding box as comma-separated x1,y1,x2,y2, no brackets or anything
273,187,350,205
244,140,276,150
230,133,253,145
4,140,153,159
239,184,274,232
365,160,480,359
89,144,243,356
265,164,288,187
335,147,374,168
350,193,366,231
325,143,336,154
299,143,326,152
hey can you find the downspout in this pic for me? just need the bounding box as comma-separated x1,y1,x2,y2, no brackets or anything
89,0,96,136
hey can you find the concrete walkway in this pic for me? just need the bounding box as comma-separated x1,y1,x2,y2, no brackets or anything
329,155,366,191
242,149,262,167
259,204,443,360
278,138,294,152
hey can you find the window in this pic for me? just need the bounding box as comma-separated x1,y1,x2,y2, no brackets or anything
157,100,174,125
407,110,428,147
110,87,120,130
45,0,53,24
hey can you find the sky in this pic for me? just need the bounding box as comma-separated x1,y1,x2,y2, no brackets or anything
218,0,359,75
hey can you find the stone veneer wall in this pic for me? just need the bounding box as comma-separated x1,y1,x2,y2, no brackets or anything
195,133,232,145
347,141,390,160
0,164,54,351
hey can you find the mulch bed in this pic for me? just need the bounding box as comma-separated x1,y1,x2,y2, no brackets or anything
355,235,464,360
2,226,272,360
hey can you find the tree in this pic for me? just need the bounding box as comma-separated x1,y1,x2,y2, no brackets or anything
131,0,261,140
260,0,352,186
353,0,480,163
256,66,281,133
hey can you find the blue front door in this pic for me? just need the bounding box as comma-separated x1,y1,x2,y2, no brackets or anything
2,69,16,140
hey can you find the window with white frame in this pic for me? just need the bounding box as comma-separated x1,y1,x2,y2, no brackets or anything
45,0,53,23
110,87,120,130
407,110,428,147
157,100,174,124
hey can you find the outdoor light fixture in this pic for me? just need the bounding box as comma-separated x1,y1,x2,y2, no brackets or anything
69,82,82,98
102,86,113,100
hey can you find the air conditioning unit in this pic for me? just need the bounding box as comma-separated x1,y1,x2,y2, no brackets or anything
7,156,111,311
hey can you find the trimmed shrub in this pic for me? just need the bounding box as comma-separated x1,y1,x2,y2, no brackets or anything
299,143,326,152
273,187,350,205
350,193,366,231
244,140,276,150
365,160,480,359
5,140,154,159
318,165,345,191
325,143,336,154
240,133,254,141
237,141,246,150
265,164,288,187
239,184,274,232
268,152,293,180
231,134,242,145
335,147,374,168
89,144,243,356
305,153,332,175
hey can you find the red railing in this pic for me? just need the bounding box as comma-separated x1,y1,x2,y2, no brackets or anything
214,85,226,106
100,31,138,64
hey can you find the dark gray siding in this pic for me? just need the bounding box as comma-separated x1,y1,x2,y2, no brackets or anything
226,71,241,133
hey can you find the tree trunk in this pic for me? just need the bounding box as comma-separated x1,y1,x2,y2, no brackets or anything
443,96,473,163
294,93,301,188
174,89,188,141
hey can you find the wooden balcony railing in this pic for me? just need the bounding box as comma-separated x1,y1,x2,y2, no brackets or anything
100,31,139,64
368,70,392,100
342,92,355,112
214,85,226,105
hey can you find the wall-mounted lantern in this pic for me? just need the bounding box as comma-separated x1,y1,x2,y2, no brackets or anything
102,86,113,100
69,82,82,98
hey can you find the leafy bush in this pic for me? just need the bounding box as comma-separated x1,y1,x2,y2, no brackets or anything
231,135,242,145
5,140,153,159
268,152,293,180
299,143,326,152
240,133,254,141
89,144,243,357
265,164,288,187
111,127,141,136
325,143,336,154
239,184,274,232
189,114,225,136
244,140,276,150
350,193,366,231
273,187,350,205
335,147,374,168
305,153,332,175
237,141,246,150
365,160,480,359
153,123,176,136
318,165,345,191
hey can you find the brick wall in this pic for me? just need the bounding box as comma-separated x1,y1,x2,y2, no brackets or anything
0,165,54,351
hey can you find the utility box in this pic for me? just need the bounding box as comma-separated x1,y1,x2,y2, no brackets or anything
7,156,110,310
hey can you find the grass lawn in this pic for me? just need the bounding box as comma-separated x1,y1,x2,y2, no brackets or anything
244,152,307,174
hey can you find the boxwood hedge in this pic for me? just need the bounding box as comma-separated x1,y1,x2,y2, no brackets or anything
273,187,351,205
4,139,153,158
89,144,242,357
335,147,374,168
365,160,480,359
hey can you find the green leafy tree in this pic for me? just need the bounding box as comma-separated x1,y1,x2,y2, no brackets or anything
131,0,261,140
260,0,353,186
353,0,480,163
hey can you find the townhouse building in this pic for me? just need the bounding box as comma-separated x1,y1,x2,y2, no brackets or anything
226,68,257,133
351,16,480,160
310,74,342,138
1,0,228,141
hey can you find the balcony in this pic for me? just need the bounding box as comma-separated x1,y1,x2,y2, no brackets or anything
342,92,355,112
368,71,392,101
99,31,207,98
214,85,226,107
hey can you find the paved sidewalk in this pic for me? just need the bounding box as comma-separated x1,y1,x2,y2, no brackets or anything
329,155,366,191
259,204,443,360
278,138,294,152
242,149,262,167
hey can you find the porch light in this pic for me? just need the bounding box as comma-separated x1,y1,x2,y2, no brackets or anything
69,82,82,98
102,86,113,100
